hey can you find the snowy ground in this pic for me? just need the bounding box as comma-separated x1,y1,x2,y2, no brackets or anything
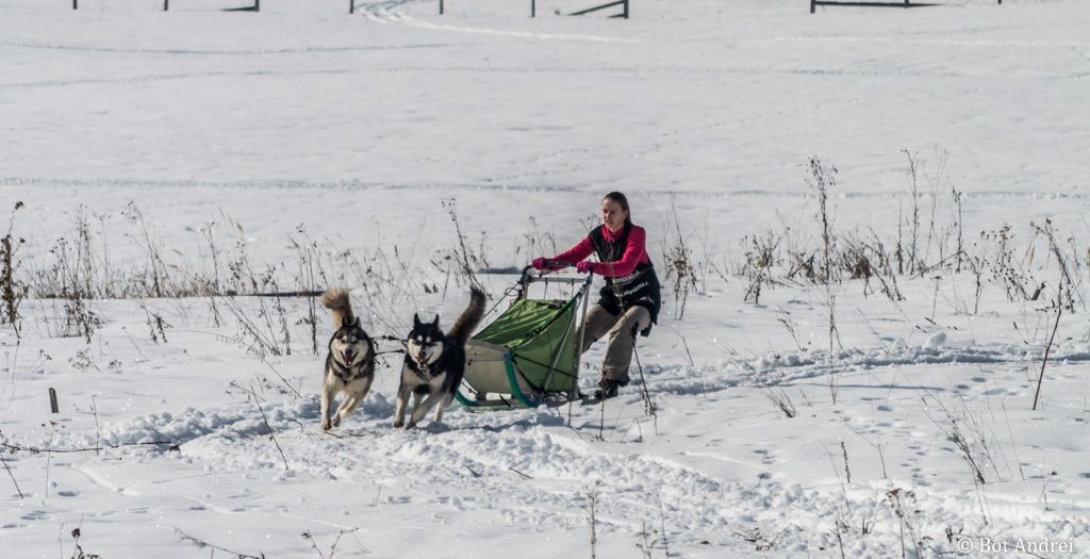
2,0,1090,557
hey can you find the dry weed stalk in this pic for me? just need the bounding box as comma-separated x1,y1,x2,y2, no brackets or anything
1,202,26,335
587,487,600,559
1033,277,1064,411
734,525,780,552
176,527,266,558
885,487,922,559
664,203,698,319
68,527,103,559
808,156,842,403
763,387,798,418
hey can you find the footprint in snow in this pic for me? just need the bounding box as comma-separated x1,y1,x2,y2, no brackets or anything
924,331,947,348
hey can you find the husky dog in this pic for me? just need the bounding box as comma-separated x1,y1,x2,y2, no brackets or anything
394,286,486,429
319,288,376,430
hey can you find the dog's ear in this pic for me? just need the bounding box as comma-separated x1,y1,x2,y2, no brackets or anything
413,313,422,328
341,315,353,329
431,315,440,328
351,317,361,329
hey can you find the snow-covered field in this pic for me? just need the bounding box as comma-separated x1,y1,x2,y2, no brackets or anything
2,0,1089,557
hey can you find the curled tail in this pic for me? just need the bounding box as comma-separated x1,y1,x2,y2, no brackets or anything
321,287,355,328
447,286,486,346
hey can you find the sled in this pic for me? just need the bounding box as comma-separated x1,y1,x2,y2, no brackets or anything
456,265,593,409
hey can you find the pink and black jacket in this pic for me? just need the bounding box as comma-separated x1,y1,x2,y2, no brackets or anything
553,222,662,332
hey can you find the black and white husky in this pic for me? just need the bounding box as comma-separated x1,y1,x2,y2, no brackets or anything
394,287,486,429
319,288,376,430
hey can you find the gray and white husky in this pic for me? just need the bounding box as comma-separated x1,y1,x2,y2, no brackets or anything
319,288,376,430
394,287,486,429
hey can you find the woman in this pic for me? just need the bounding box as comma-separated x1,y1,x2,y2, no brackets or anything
531,192,662,400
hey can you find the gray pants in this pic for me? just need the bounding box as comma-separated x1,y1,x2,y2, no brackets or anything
577,304,651,384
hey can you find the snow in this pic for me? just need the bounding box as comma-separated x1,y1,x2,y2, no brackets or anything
2,0,1090,557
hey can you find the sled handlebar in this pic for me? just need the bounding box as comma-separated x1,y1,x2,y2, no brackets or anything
523,261,584,278
515,263,592,301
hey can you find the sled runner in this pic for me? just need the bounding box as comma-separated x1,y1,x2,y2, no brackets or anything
456,265,592,408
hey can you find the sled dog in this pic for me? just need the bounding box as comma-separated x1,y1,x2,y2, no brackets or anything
319,288,376,430
394,286,486,429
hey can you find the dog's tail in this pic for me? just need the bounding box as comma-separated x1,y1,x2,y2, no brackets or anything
321,287,355,329
447,286,486,346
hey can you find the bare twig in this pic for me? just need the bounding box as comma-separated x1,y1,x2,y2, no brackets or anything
763,387,797,418
0,456,23,499
45,421,57,496
1033,277,1064,411
841,440,851,485
2,440,176,454
247,384,290,471
587,487,600,559
658,493,670,558
175,527,266,558
633,346,659,425
509,467,533,480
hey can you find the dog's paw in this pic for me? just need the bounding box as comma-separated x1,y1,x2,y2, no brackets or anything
320,420,331,431
393,418,404,428
332,416,342,427
405,420,417,430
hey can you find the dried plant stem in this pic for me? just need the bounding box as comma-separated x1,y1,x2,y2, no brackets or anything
1,202,23,331
176,527,266,559
246,384,289,470
633,346,658,425
587,488,599,559
45,421,57,496
657,493,670,558
1,455,23,499
1033,278,1064,411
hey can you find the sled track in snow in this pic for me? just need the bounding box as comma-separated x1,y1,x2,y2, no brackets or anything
355,0,637,43
39,357,1086,556
1,61,1083,92
760,34,1090,50
3,176,1089,202
647,342,1090,398
0,39,456,56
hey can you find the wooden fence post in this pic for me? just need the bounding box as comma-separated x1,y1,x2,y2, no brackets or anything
49,388,59,413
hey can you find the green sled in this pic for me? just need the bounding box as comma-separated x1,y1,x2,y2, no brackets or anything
457,271,591,408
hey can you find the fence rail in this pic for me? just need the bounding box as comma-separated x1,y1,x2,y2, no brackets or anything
570,0,628,19
67,0,648,17
811,0,1001,12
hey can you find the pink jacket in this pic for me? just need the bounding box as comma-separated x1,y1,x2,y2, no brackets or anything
551,225,650,278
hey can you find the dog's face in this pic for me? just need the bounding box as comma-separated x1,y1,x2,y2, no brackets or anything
404,314,444,370
329,317,372,367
